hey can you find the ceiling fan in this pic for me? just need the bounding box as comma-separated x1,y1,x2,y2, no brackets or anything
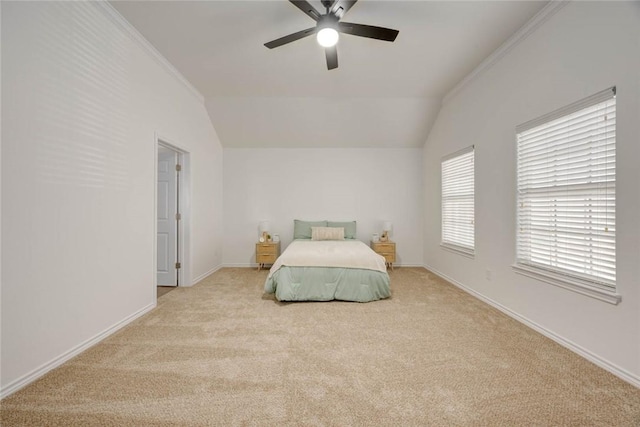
264,0,399,70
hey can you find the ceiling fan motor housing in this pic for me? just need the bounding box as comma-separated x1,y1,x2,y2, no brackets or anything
317,14,339,31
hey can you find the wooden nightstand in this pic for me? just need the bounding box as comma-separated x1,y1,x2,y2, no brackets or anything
371,241,396,270
256,241,280,271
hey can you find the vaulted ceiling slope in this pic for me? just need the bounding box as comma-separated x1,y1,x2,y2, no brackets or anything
112,1,547,148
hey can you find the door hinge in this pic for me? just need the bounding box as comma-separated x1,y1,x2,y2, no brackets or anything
175,262,181,269
176,164,182,172
175,213,181,221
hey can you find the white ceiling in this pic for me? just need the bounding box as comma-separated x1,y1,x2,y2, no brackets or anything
111,0,548,148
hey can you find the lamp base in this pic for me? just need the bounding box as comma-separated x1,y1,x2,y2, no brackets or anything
380,231,389,242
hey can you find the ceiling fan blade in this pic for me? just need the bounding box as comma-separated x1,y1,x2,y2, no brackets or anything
289,0,321,21
264,27,316,49
338,22,399,42
325,46,338,70
330,0,358,19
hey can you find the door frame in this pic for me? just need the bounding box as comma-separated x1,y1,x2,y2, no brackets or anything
154,133,191,293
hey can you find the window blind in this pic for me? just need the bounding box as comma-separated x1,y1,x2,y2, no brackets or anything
516,88,616,290
442,146,475,254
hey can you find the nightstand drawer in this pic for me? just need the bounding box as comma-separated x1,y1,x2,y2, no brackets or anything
373,243,395,253
256,244,278,255
380,252,396,263
257,253,277,263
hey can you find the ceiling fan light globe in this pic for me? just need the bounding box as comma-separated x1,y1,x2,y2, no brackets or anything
317,28,339,47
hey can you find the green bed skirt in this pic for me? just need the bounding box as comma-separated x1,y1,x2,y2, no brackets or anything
265,266,391,302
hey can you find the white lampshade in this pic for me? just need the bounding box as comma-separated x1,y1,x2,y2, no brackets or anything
317,27,339,47
382,221,393,232
259,221,270,233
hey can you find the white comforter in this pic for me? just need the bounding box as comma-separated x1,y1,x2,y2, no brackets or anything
267,240,387,278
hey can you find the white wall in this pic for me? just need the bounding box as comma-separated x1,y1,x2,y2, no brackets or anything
206,97,441,148
1,2,224,394
423,2,640,384
224,148,423,266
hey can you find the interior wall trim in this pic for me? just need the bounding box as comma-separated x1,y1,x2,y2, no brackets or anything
0,303,156,399
95,1,204,104
192,264,224,286
443,0,569,105
423,263,640,389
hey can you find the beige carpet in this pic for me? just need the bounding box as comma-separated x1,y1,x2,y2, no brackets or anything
157,286,177,298
2,267,639,426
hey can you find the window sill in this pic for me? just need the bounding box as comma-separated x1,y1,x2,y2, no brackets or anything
512,264,621,305
440,243,475,259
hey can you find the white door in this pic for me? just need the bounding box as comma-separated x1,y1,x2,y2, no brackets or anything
157,146,179,286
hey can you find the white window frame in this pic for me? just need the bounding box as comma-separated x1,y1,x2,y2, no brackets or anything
441,145,475,257
513,87,620,304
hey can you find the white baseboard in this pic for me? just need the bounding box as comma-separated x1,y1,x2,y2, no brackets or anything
0,302,156,399
423,263,640,389
191,264,223,285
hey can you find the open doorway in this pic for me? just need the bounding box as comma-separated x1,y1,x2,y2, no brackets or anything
156,138,190,298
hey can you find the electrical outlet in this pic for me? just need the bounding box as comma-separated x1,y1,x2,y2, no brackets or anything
485,269,492,281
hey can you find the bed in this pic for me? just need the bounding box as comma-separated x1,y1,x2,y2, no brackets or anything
264,220,391,302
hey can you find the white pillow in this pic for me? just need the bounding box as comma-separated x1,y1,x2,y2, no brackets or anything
311,226,345,241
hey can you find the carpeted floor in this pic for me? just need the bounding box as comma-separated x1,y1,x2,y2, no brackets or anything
2,267,639,426
157,286,177,298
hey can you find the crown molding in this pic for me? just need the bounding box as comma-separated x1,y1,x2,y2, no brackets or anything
443,1,570,105
96,1,205,104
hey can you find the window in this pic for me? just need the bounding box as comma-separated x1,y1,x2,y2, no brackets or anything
514,87,618,303
441,146,475,256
